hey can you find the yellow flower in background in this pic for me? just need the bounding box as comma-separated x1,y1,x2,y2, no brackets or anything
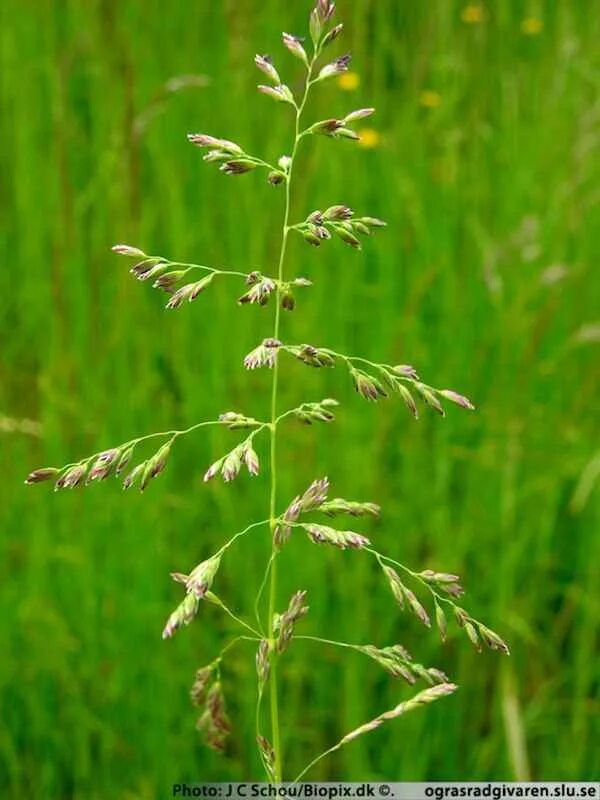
337,71,360,91
521,17,543,35
357,128,381,149
461,5,485,23
420,90,442,109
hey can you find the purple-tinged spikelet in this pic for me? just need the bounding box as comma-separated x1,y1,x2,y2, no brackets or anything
282,33,308,65
25,467,59,485
254,54,280,84
317,54,351,81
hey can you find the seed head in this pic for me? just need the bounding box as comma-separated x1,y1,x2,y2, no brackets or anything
256,736,276,782
435,603,448,643
280,285,295,311
243,341,279,370
129,258,161,281
162,592,200,639
153,270,185,293
324,205,353,221
276,590,309,654
258,84,295,105
360,216,387,228
343,108,376,124
339,683,458,746
397,384,419,418
256,639,270,688
181,554,221,599
332,223,362,248
55,464,87,490
299,476,330,511
190,665,214,708
303,523,371,550
322,23,343,47
415,384,445,416
319,498,381,518
392,364,420,380
25,467,60,485
189,273,215,301
268,170,285,185
318,54,352,82
197,682,231,752
439,389,476,411
317,0,336,22
122,462,146,490
218,412,259,430
291,344,336,368
350,367,387,401
254,54,280,84
86,448,120,483
238,276,276,306
166,283,195,309
187,134,242,154
220,159,258,176
222,448,242,482
112,244,146,258
203,458,223,483
282,33,308,65
243,442,260,476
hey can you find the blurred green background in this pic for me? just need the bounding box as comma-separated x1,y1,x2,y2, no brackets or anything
1,0,599,796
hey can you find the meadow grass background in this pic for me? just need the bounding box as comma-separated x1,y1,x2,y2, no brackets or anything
1,0,599,796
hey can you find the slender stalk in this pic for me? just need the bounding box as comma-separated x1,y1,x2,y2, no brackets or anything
208,594,261,637
266,53,318,783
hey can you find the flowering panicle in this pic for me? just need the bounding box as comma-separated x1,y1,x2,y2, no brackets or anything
359,644,448,687
26,433,181,495
254,54,280,84
243,339,280,370
293,398,339,425
26,0,509,781
303,523,371,550
257,736,277,782
419,570,465,599
382,565,431,628
319,498,380,518
453,607,510,655
190,665,215,708
196,682,232,753
218,411,261,430
272,345,476,419
161,592,200,640
274,477,330,548
171,554,221,599
288,344,336,368
380,561,510,654
306,108,375,141
238,273,276,306
293,207,386,249
188,133,274,180
204,438,261,483
339,683,458,747
256,639,271,689
258,83,295,106
274,590,309,654
317,54,352,82
282,33,308,65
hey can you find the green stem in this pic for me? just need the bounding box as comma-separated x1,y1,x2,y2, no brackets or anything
216,519,271,558
208,594,261,637
266,53,317,784
162,259,250,280
294,743,341,783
